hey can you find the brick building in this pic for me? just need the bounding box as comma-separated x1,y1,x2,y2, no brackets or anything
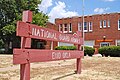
55,12,120,48
46,22,58,49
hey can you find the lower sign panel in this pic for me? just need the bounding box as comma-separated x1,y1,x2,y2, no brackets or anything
13,49,84,64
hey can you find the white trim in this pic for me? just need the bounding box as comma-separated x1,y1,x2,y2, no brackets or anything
59,42,74,46
118,19,120,30
115,40,117,46
78,22,82,31
116,40,120,46
108,20,110,27
100,42,110,47
59,24,62,32
58,42,60,46
100,20,102,28
84,40,95,48
63,24,68,33
89,22,93,32
69,23,72,33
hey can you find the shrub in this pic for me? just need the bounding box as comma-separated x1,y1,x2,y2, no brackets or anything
55,46,77,50
84,46,95,56
98,46,120,57
98,46,110,57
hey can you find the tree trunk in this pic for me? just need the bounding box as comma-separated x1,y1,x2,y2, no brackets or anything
4,41,9,53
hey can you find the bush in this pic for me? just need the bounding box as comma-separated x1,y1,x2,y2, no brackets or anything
55,46,77,50
98,46,110,57
84,46,95,56
98,46,120,57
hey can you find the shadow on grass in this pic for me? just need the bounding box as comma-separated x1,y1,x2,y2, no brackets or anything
53,72,76,80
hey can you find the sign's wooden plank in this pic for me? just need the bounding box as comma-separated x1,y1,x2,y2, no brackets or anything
17,21,83,45
13,49,84,64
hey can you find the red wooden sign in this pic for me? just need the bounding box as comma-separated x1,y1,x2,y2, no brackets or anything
17,21,83,45
13,49,83,64
13,11,84,80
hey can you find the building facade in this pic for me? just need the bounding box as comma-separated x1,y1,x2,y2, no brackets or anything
46,22,58,49
55,12,120,48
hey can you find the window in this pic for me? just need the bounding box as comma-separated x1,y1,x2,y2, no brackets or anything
103,20,106,28
100,42,110,47
69,23,72,33
63,24,68,33
100,20,102,28
118,19,120,30
84,22,88,32
89,22,92,32
108,20,110,27
59,24,62,32
116,40,120,46
78,22,82,31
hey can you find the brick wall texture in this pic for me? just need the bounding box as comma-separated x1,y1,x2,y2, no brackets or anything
54,12,120,48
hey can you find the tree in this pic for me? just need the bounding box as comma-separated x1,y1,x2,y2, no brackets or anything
0,0,49,53
32,12,49,27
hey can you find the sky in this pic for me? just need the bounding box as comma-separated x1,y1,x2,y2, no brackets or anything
38,0,120,23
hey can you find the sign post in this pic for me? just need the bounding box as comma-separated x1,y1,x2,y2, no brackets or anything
13,11,84,80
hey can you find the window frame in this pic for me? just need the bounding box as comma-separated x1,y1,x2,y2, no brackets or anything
69,23,72,33
103,20,106,28
63,23,68,33
84,22,88,32
59,24,63,32
100,42,110,47
116,40,120,46
100,20,102,28
78,22,82,31
118,19,120,30
108,20,110,27
89,22,93,32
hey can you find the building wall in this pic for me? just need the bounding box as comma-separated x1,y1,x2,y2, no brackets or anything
55,13,120,48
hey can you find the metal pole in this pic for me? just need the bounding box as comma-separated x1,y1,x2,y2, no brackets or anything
82,0,85,51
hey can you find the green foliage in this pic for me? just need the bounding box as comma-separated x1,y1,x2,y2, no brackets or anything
0,39,4,48
32,12,49,27
55,46,77,50
0,0,44,34
84,46,95,56
15,0,41,13
0,0,48,53
1,25,16,35
98,46,120,57
0,0,17,27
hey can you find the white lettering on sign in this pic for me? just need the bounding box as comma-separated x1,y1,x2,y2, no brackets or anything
59,34,70,42
41,29,44,37
62,52,71,58
32,28,40,36
52,52,61,59
31,27,81,44
71,37,79,43
44,30,57,39
32,28,57,40
52,52,71,60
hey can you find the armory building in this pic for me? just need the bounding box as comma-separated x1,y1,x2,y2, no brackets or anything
54,12,120,48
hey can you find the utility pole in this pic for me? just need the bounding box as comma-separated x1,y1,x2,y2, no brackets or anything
82,0,85,51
